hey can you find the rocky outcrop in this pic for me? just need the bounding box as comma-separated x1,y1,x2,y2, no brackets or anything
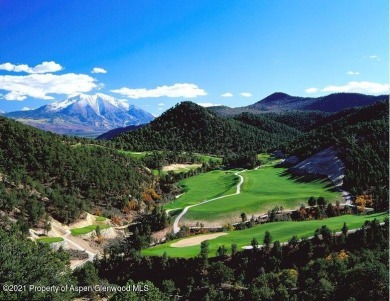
289,147,345,186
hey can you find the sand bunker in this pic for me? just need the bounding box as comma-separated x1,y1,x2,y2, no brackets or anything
171,232,228,247
162,163,201,172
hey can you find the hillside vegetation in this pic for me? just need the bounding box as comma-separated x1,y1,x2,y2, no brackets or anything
209,92,385,117
111,101,299,155
0,117,151,225
282,101,389,210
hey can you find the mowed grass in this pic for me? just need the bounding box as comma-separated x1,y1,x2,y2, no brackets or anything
142,213,387,258
37,237,64,243
183,166,341,222
164,170,239,210
70,224,110,236
118,151,222,163
118,150,149,159
195,154,223,164
95,216,107,222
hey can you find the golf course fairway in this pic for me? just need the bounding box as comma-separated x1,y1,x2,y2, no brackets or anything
142,213,387,258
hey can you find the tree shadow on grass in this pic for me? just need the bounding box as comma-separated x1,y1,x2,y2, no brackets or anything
278,169,338,192
168,209,183,217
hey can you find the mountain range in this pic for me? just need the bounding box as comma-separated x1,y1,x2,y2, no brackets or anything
210,92,387,116
5,93,154,137
3,92,386,137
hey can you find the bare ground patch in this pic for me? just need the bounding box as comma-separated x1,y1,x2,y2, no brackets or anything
171,232,228,247
162,163,201,172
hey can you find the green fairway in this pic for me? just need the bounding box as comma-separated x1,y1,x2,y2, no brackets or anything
195,154,223,164
118,150,149,159
70,224,110,236
95,216,107,222
183,166,341,223
36,237,64,243
118,150,222,163
164,170,239,210
257,153,281,166
142,213,387,258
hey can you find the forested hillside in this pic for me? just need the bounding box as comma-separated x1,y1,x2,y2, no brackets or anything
247,92,385,113
0,117,151,225
111,101,299,155
209,92,385,116
258,111,329,131
282,101,389,210
232,112,301,136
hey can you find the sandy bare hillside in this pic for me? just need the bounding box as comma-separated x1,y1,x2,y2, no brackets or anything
171,232,227,247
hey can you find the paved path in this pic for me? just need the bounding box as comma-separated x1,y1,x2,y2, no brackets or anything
172,170,247,234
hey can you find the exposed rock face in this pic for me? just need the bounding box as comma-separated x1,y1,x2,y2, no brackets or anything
289,147,345,186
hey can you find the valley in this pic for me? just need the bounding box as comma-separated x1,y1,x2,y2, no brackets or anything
1,3,388,300
0,96,388,301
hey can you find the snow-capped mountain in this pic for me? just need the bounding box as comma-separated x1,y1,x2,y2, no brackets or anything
6,93,154,137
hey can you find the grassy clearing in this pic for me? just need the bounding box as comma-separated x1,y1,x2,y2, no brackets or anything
70,224,110,236
95,216,107,222
37,237,64,243
183,166,341,223
257,153,282,166
195,154,223,164
142,212,387,258
118,150,149,159
164,170,239,210
117,151,222,163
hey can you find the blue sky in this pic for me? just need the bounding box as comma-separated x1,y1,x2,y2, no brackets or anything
0,0,388,115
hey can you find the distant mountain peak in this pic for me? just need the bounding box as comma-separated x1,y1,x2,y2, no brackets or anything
259,92,292,103
46,93,130,113
5,93,154,137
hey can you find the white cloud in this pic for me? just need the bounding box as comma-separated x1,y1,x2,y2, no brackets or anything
91,67,107,74
197,102,222,107
322,81,389,94
305,87,319,94
305,81,389,95
221,92,233,97
158,103,164,106
346,71,360,76
240,92,252,97
368,55,380,61
0,73,98,101
0,61,63,74
158,107,164,111
111,83,207,99
21,106,32,111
